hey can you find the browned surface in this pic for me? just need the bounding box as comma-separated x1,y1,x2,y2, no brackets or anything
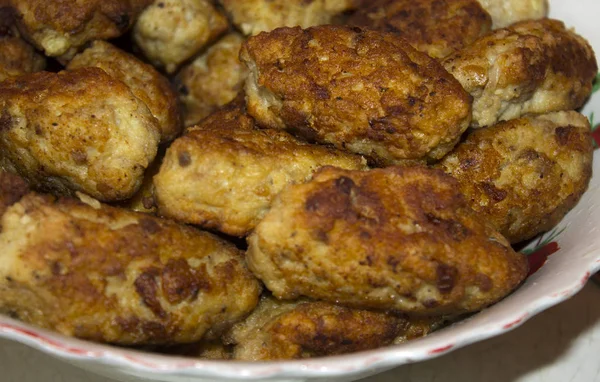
0,36,45,81
154,101,367,236
0,68,160,201
348,0,491,59
0,6,45,81
9,0,151,59
219,0,355,36
68,41,182,143
133,0,228,73
437,111,593,243
241,25,472,166
176,33,248,127
247,166,527,315
0,187,261,345
443,18,598,128
224,296,436,360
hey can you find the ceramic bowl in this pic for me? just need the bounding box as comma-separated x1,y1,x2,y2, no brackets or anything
1,1,600,381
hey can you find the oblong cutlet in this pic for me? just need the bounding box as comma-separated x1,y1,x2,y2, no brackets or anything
0,172,261,345
241,25,472,166
247,166,528,316
154,101,367,237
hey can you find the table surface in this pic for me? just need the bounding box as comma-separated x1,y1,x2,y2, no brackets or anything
1,282,599,382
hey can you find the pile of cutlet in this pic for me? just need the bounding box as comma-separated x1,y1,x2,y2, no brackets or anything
0,0,596,361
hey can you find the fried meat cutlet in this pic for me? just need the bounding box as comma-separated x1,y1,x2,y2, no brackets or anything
0,174,261,345
443,19,597,128
10,0,151,60
437,111,593,243
224,296,441,360
133,0,228,73
247,166,528,315
68,40,182,143
0,68,160,201
154,101,367,236
0,6,45,82
348,0,492,59
219,0,355,36
241,25,472,166
175,33,248,127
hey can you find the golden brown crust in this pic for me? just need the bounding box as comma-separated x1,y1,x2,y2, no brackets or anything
0,189,261,345
154,101,367,237
68,41,183,142
219,0,355,36
241,25,472,165
443,19,598,128
176,33,248,127
225,296,417,360
348,0,492,59
247,166,528,315
133,0,228,73
436,111,593,243
10,0,151,59
477,0,548,29
0,68,160,201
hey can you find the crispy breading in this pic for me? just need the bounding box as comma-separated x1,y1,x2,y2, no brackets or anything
67,41,182,143
175,33,248,127
247,166,528,315
348,0,492,59
219,0,355,36
154,101,367,237
477,0,548,29
443,19,598,128
0,181,261,345
0,68,160,201
224,296,436,360
9,0,151,60
133,0,228,73
436,111,593,244
240,25,472,166
0,7,45,82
